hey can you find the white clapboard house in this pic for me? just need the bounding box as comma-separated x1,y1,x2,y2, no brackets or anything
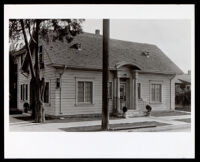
12,30,183,117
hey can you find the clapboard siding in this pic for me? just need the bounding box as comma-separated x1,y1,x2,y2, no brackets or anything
55,69,113,115
16,42,56,116
17,53,32,112
137,73,174,111
16,44,176,116
171,77,176,110
56,69,174,115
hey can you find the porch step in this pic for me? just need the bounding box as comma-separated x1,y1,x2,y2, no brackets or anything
126,110,146,117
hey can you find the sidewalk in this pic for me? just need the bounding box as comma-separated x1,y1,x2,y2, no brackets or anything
9,112,191,132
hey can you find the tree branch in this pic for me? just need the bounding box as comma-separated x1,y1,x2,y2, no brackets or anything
20,19,35,78
28,22,37,44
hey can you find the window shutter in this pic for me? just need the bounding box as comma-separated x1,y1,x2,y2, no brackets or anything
44,82,49,103
26,84,28,100
21,85,23,100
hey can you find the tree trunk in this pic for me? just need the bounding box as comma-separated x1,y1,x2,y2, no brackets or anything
20,20,37,120
34,20,45,123
30,78,36,119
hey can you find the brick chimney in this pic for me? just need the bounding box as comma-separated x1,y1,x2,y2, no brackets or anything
95,29,100,35
188,70,191,75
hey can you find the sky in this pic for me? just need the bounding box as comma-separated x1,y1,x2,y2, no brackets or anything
82,19,191,73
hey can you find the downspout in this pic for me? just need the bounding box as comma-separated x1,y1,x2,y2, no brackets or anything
59,65,66,114
170,74,176,110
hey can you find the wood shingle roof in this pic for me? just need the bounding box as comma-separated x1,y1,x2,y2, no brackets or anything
21,32,184,75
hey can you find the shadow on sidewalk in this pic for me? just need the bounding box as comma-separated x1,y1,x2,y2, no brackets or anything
11,114,122,124
59,121,170,132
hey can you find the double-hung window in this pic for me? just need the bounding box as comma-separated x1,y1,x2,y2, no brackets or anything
20,84,28,101
77,81,93,104
151,83,162,102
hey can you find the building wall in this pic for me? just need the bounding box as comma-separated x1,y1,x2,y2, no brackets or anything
54,69,175,116
137,72,175,111
16,42,57,116
55,69,114,116
16,53,32,112
16,45,175,116
40,44,57,116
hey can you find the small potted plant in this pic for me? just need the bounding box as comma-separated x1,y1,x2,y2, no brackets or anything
23,102,29,113
145,104,152,116
122,106,128,118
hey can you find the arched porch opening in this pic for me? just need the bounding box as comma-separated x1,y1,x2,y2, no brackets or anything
112,61,142,115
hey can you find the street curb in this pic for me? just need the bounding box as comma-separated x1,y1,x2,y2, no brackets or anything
126,123,191,132
109,124,157,131
174,110,191,114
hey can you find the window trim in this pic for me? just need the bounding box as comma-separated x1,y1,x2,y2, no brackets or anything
75,77,94,106
149,82,162,104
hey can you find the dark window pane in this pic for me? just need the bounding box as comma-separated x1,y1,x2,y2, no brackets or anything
78,82,84,102
39,54,43,63
21,85,23,100
44,82,49,103
137,83,141,99
26,84,28,100
23,84,26,101
151,84,161,102
39,46,43,53
159,84,161,102
151,84,154,101
85,82,92,103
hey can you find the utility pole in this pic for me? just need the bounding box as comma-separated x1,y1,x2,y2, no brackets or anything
102,19,110,130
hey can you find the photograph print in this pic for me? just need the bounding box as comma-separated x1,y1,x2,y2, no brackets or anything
9,19,191,132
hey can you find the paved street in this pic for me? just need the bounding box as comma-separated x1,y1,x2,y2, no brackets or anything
162,127,191,132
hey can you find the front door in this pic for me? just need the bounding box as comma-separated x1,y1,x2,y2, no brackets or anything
120,83,126,109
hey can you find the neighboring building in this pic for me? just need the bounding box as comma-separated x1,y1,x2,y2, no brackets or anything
9,53,17,108
12,31,183,117
175,70,191,91
174,70,191,106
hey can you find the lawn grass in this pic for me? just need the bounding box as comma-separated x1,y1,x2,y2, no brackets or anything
175,106,191,112
151,110,190,117
174,118,191,123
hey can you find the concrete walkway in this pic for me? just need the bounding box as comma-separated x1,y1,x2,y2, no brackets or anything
9,113,191,132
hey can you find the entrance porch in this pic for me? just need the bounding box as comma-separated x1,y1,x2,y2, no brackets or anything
112,61,146,116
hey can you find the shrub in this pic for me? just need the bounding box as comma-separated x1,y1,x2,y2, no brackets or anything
23,102,30,113
122,107,127,113
146,105,152,112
